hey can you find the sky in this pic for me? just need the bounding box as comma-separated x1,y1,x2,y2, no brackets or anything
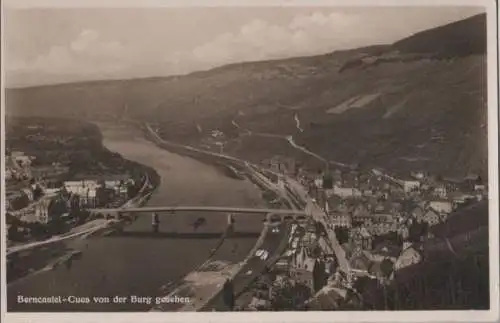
4,5,485,87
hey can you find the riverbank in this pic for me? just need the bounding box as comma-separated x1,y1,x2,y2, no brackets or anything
139,122,297,311
6,166,158,284
7,120,269,312
6,117,162,248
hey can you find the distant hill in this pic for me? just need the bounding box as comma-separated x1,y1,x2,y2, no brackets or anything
6,13,487,178
394,13,487,57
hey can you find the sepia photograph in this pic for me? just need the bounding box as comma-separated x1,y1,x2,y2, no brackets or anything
1,0,499,322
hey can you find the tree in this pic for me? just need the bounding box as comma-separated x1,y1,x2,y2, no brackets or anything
380,258,394,279
323,174,333,189
272,281,311,310
335,227,350,244
313,260,327,292
408,221,429,242
29,222,49,240
73,209,91,224
33,185,43,201
11,194,30,210
126,183,139,199
222,279,235,311
8,222,22,242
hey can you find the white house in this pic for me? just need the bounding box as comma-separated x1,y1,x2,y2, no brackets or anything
332,186,362,198
104,180,122,189
211,130,224,138
314,177,324,189
422,209,441,226
14,155,33,168
402,180,420,193
82,180,99,189
474,184,486,192
433,186,448,198
45,187,61,196
411,171,425,180
64,180,101,195
395,247,422,271
119,186,128,195
35,198,51,224
330,213,352,228
428,200,453,214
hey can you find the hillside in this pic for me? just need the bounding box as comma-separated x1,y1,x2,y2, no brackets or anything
6,14,488,178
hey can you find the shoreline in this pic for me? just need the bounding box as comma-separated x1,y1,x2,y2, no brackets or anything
138,122,297,311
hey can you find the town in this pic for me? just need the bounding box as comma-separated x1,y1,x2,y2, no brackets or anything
5,118,156,248
231,154,487,310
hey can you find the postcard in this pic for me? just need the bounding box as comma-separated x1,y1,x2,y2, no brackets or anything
1,0,498,322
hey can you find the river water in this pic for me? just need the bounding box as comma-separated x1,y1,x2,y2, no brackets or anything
7,123,265,312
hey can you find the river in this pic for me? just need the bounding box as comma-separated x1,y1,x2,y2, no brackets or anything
7,122,266,312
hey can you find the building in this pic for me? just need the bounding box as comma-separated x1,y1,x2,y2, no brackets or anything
314,177,324,189
394,246,422,271
397,224,410,240
11,151,33,167
34,198,51,224
352,204,370,218
449,192,474,205
411,171,425,180
84,188,98,208
362,189,374,197
104,180,122,189
422,209,441,226
45,187,61,195
433,185,448,198
474,184,486,192
369,218,398,236
350,227,373,250
248,297,271,311
402,179,420,193
290,247,317,292
64,180,101,196
331,186,362,198
428,200,453,214
275,257,291,272
330,212,352,228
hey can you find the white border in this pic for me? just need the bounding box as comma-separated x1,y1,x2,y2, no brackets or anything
1,0,499,322
1,0,497,8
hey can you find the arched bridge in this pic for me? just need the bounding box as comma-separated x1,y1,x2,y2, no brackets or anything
89,206,310,223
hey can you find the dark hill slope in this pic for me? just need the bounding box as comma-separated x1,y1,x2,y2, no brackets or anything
394,13,487,57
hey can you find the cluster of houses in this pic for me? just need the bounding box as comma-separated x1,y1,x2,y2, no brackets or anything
7,175,136,225
5,151,35,181
298,164,485,283
253,154,487,308
245,220,335,310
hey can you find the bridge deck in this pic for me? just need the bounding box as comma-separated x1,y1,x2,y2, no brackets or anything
90,206,308,216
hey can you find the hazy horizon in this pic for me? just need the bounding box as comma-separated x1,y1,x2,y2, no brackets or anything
5,6,485,88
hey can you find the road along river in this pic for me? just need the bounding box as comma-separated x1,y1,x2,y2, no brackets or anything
7,122,267,312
